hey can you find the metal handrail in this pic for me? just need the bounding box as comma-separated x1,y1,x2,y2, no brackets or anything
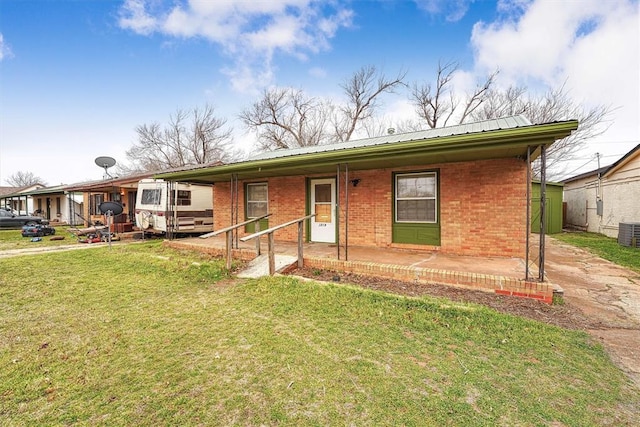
240,214,315,275
239,214,314,242
199,213,271,239
198,213,271,270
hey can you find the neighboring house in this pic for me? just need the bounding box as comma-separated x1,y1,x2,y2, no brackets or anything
19,185,84,226
64,172,155,229
563,144,640,238
0,183,47,215
158,116,578,260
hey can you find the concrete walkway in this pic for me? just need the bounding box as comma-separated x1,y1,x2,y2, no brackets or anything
545,237,640,387
0,241,120,258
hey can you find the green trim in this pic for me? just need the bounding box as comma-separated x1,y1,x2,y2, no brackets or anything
392,170,441,246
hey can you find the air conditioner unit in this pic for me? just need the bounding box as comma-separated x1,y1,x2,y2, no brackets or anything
618,222,640,248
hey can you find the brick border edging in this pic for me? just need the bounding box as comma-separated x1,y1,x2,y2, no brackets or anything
303,257,553,304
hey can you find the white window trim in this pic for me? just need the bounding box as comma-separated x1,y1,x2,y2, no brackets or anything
246,182,268,218
395,172,438,223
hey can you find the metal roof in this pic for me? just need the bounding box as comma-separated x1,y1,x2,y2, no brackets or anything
247,115,533,162
156,116,578,184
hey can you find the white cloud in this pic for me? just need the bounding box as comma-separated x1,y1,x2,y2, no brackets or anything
118,0,353,92
118,0,158,35
221,60,275,95
413,0,475,22
471,0,638,89
0,33,13,61
469,0,639,172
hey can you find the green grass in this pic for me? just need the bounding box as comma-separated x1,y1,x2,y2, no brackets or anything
1,242,638,425
553,231,640,273
0,226,81,250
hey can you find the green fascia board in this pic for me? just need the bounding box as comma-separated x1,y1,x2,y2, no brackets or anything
157,120,578,183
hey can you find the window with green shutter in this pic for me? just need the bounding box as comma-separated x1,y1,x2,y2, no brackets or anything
392,171,440,245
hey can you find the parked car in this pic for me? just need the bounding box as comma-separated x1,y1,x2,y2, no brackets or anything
21,224,56,237
0,207,49,229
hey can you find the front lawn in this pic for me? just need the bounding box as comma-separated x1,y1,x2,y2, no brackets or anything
553,231,640,273
1,242,638,425
0,226,79,251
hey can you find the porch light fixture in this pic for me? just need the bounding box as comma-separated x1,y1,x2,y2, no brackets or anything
350,179,361,187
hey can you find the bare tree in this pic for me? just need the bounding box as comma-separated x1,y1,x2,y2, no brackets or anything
239,88,331,151
5,171,45,187
333,65,407,142
410,61,497,129
241,65,406,150
121,105,235,174
471,83,611,177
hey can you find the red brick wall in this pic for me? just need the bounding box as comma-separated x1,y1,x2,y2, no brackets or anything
214,176,307,241
439,158,527,258
213,158,528,258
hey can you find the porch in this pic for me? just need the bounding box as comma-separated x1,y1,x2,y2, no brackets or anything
164,234,553,303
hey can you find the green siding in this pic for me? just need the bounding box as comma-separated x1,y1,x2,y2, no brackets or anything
245,218,269,234
392,223,441,245
531,182,563,234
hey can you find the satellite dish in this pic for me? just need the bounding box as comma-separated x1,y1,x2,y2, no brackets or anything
95,156,116,169
95,156,116,178
99,201,124,216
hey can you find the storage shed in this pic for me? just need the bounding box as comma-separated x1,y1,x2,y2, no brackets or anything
531,181,563,234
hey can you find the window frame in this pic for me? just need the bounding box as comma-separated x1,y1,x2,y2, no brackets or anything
394,171,438,224
171,189,192,206
246,182,269,219
140,188,162,205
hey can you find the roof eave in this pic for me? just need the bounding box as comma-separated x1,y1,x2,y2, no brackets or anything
157,120,578,183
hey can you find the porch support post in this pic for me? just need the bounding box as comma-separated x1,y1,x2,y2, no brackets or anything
234,174,239,249
225,230,233,270
345,163,349,261
525,146,531,281
297,220,304,268
268,232,276,275
230,173,239,249
538,145,547,282
336,164,341,261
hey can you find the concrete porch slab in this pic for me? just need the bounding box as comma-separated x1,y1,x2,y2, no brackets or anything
165,234,552,303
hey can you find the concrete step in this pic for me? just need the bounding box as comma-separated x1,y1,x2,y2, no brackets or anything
237,254,298,278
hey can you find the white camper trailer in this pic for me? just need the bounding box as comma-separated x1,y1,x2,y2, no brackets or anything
134,179,214,235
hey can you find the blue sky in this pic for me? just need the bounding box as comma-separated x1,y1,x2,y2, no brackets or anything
1,0,638,185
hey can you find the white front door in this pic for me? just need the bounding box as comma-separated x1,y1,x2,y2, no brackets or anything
310,178,336,243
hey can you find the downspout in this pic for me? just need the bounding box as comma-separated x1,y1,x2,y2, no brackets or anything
538,145,547,282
